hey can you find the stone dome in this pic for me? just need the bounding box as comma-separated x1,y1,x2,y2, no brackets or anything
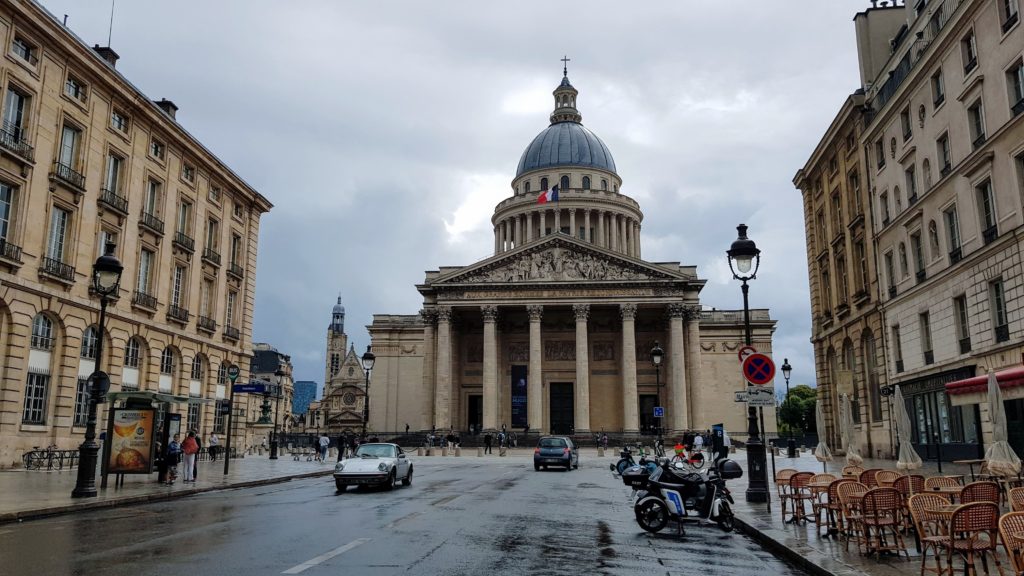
515,122,617,178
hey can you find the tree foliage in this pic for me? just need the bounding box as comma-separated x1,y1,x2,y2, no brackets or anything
779,384,817,436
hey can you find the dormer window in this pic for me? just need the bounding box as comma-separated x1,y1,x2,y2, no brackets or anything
64,74,87,103
182,163,196,184
111,109,129,134
209,185,221,204
149,138,165,160
10,36,37,66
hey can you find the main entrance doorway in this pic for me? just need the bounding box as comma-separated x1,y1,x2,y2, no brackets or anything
468,395,482,434
549,382,574,435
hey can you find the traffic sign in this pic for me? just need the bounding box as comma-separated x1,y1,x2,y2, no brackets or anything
227,364,240,382
742,353,776,386
653,406,664,418
734,391,749,403
746,385,776,406
737,345,757,362
232,382,265,394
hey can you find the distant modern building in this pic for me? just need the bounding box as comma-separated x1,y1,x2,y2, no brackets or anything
0,1,272,468
293,381,317,415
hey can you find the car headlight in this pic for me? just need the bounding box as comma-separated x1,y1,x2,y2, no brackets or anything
378,462,389,472
334,462,345,472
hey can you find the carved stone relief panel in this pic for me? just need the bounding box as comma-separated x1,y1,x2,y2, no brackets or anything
466,342,483,363
544,340,576,361
592,341,615,361
508,342,529,363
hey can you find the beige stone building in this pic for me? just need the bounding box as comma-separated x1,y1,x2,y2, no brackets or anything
368,72,776,439
794,93,893,459
244,343,294,450
306,298,370,436
0,0,271,467
800,0,1024,461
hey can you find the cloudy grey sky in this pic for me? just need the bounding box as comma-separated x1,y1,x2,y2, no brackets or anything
41,0,870,394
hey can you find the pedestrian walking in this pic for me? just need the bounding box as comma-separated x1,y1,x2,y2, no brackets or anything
336,434,345,461
694,433,704,453
484,432,493,454
209,433,220,461
318,433,330,462
165,434,182,485
405,423,410,435
181,431,199,483
193,433,203,480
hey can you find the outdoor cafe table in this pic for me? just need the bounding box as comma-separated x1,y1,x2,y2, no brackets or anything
928,486,963,502
808,481,837,536
952,459,986,482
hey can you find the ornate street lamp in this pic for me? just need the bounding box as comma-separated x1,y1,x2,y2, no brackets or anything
726,223,768,504
650,342,664,437
72,243,122,498
360,345,375,440
781,358,796,458
270,369,284,459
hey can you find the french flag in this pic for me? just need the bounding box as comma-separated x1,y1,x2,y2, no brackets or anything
537,185,559,204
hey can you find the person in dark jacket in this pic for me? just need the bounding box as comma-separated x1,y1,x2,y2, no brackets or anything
483,432,493,454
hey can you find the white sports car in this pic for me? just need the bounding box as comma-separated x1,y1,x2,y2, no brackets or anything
333,443,413,492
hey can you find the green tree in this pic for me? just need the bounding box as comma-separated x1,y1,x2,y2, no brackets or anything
779,384,817,436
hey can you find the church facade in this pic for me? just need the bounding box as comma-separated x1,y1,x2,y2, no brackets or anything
367,72,776,438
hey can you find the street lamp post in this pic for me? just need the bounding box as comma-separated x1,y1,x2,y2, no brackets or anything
360,345,376,440
782,359,796,458
651,342,664,438
727,223,769,504
270,369,284,459
72,242,123,498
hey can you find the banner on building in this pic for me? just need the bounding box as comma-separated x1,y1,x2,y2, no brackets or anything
106,408,156,474
511,365,528,428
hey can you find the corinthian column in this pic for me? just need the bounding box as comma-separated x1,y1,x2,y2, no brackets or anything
420,309,437,429
569,208,576,239
684,306,704,429
434,306,453,429
667,303,688,432
482,305,499,431
573,304,591,433
620,303,639,434
540,210,547,237
527,305,543,434
583,209,591,243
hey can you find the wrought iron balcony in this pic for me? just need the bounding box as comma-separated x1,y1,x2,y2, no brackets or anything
167,304,190,324
227,262,244,279
140,211,164,235
949,246,962,264
224,325,240,340
132,290,157,310
173,231,194,253
964,57,977,75
0,123,33,162
924,350,934,365
996,324,1010,343
202,247,221,266
29,334,53,350
198,315,217,332
1004,12,1019,33
52,161,85,190
39,257,74,282
983,225,998,245
99,188,128,215
888,286,897,298
1014,97,1024,118
972,133,987,151
0,238,22,264
959,337,972,354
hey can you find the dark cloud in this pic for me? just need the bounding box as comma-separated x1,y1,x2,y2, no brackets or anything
42,0,869,390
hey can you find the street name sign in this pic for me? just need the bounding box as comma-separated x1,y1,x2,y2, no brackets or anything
232,383,265,394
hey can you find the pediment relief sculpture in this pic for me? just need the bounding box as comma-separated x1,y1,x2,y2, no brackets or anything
447,245,674,284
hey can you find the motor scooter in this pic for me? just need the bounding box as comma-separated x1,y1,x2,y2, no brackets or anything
633,458,742,535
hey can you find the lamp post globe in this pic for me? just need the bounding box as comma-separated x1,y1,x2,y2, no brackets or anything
726,224,768,504
650,342,664,437
781,358,797,459
360,345,375,440
72,243,122,498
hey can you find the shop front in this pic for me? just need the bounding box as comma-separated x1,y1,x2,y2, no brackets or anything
947,365,1024,459
899,367,981,462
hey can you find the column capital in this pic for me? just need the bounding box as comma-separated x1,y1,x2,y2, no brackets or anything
436,306,453,322
682,305,702,321
619,303,638,320
527,305,544,321
666,303,687,319
481,305,499,322
419,309,437,324
572,303,590,321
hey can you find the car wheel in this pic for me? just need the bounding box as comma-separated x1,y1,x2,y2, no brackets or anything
564,462,571,471
542,465,547,470
335,480,347,493
402,466,413,486
384,470,396,491
534,463,540,471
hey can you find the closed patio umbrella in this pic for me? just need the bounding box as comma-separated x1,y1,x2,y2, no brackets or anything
814,399,833,472
984,370,1021,477
841,394,862,466
893,385,922,472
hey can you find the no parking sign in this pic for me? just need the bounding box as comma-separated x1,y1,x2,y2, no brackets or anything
741,353,775,386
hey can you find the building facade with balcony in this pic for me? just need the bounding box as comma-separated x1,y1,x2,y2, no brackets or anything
800,0,1024,462
246,344,294,450
794,93,893,459
0,0,272,467
367,72,777,439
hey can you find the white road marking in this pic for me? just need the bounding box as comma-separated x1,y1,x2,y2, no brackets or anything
281,538,371,574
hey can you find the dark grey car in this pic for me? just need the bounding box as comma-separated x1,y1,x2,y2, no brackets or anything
533,436,578,471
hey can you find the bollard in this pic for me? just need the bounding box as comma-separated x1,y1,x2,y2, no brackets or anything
729,446,737,454
417,447,424,456
426,448,432,456
455,446,461,457
598,447,605,457
477,447,484,457
442,447,448,457
500,446,507,457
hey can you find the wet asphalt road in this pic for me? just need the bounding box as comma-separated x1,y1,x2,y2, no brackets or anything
0,455,807,576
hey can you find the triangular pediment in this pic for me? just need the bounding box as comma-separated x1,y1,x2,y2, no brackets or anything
328,410,362,423
430,235,693,286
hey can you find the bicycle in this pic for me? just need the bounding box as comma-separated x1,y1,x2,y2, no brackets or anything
670,444,705,469
22,444,57,470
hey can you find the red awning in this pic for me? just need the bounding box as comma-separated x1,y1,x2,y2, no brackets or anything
946,366,1024,396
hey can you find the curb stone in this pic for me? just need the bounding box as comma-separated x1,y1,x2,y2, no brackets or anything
733,515,870,576
0,469,333,525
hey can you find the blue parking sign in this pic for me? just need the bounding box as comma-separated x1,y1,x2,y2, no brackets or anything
653,406,664,418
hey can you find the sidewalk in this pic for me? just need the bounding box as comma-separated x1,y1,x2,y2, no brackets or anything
723,449,976,576
0,454,336,524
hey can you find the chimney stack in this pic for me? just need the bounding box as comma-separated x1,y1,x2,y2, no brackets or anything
92,45,119,67
154,98,178,120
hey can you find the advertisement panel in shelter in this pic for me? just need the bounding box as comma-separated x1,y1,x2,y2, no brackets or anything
107,408,156,474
